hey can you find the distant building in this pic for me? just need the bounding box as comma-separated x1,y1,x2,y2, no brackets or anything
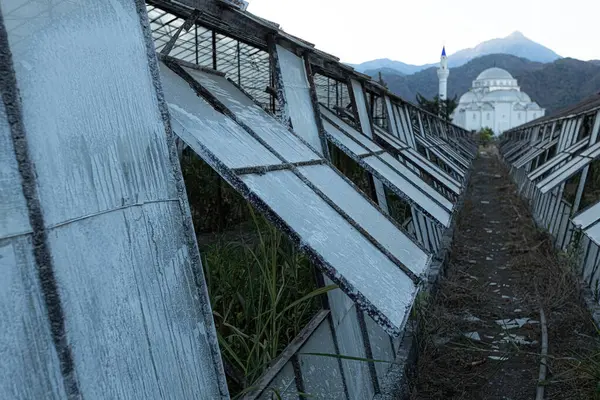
437,46,449,101
449,67,544,134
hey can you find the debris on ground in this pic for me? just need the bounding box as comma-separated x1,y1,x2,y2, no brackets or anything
410,146,598,400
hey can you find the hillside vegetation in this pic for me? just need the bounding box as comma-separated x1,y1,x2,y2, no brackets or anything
372,54,600,115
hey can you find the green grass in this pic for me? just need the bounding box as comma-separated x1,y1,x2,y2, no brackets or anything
202,207,335,394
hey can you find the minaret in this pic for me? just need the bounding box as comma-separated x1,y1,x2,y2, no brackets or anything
437,46,449,101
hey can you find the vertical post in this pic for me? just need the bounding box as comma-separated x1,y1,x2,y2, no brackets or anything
304,53,331,159
195,25,199,64
572,166,589,215
211,30,217,70
267,34,292,128
237,41,241,86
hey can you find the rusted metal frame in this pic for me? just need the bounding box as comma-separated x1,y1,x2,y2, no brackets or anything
148,0,272,50
159,53,225,75
211,30,217,69
241,310,330,399
232,159,325,175
138,7,232,396
321,113,449,229
160,9,201,56
166,61,422,284
164,66,418,336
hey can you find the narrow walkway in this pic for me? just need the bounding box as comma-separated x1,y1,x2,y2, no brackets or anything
410,147,598,400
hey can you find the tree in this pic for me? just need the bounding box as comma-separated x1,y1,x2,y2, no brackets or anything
478,127,494,145
415,93,458,123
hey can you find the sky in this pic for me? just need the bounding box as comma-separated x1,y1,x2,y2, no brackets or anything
246,0,600,65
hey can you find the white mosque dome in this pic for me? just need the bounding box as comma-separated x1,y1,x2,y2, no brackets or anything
476,67,514,81
451,64,545,134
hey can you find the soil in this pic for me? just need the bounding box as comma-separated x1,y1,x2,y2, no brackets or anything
409,146,599,400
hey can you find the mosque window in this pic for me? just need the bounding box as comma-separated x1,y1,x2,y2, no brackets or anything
486,113,490,121
473,114,476,120
518,113,521,120
533,113,537,118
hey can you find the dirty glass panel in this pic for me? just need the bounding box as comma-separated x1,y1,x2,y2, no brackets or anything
257,363,298,400
363,156,451,227
321,105,381,152
183,67,320,163
336,307,375,400
572,202,600,229
241,170,418,333
5,0,178,226
323,118,371,156
402,148,461,194
586,222,600,246
378,153,454,211
0,96,65,400
49,203,221,398
276,44,323,154
373,124,406,150
297,320,346,399
2,0,225,397
364,312,395,388
538,144,600,194
298,164,430,275
529,153,571,181
160,62,281,169
416,136,466,176
514,138,558,169
426,135,470,168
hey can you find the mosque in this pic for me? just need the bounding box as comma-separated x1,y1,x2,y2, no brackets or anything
436,47,545,134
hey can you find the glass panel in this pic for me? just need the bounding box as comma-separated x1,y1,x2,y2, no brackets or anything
378,153,454,211
3,1,224,397
529,153,570,181
363,156,451,227
298,165,429,275
276,45,323,155
183,67,320,163
241,170,419,332
0,92,65,400
160,62,281,169
402,148,461,194
538,143,600,194
320,105,381,152
586,222,600,246
322,118,370,156
573,203,600,229
373,124,406,150
350,79,373,138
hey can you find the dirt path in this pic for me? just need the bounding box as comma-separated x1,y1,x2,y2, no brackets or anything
410,147,599,400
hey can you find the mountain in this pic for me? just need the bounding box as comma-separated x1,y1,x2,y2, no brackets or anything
351,31,560,74
447,31,560,67
349,59,420,75
375,54,600,115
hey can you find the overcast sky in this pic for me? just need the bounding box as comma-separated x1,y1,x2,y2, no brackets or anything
247,0,600,65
